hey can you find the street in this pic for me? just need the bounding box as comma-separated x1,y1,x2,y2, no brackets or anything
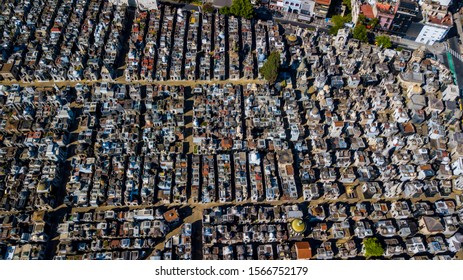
447,36,463,89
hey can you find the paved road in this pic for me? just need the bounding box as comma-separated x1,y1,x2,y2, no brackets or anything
447,36,463,89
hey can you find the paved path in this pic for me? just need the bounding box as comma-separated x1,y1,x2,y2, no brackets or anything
0,78,266,87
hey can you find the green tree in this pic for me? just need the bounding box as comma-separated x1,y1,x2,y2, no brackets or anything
369,18,379,29
357,14,367,25
260,51,280,84
375,35,392,48
230,0,255,19
202,2,215,13
363,237,384,258
219,6,231,15
353,24,368,42
329,14,352,35
343,0,352,12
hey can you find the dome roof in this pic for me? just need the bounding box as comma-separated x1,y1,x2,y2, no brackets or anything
308,86,316,94
287,34,297,42
412,84,422,93
291,219,306,233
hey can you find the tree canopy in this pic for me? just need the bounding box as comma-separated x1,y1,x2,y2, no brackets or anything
202,2,215,13
260,51,280,84
353,24,368,42
369,18,379,29
357,15,379,29
363,237,384,258
342,0,352,12
229,0,255,19
219,6,231,15
375,35,392,48
357,14,367,25
329,14,352,35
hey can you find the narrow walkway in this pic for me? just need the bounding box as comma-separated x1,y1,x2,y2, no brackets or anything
0,78,267,87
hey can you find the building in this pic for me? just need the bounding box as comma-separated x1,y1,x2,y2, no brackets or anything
351,0,361,24
270,0,284,11
269,0,304,13
313,0,331,18
415,11,452,45
137,0,158,10
110,0,158,9
430,0,452,6
390,0,420,34
288,218,307,240
0,63,19,81
442,85,460,101
294,242,312,259
419,216,444,235
374,2,397,31
283,0,303,13
298,0,316,22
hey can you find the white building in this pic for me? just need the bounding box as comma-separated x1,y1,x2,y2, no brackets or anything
415,24,450,45
283,0,303,13
451,157,463,176
426,0,452,6
415,12,452,45
137,0,158,9
298,0,316,22
442,84,460,101
109,0,128,4
350,0,361,25
109,0,158,10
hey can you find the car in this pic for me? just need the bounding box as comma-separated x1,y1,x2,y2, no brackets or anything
345,22,355,28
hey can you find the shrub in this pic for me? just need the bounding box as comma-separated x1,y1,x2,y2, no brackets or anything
376,35,392,48
353,24,368,42
260,51,280,84
363,237,384,258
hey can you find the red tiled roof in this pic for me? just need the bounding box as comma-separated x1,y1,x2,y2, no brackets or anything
361,4,375,19
376,3,394,14
315,0,331,6
428,14,453,26
295,242,312,259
